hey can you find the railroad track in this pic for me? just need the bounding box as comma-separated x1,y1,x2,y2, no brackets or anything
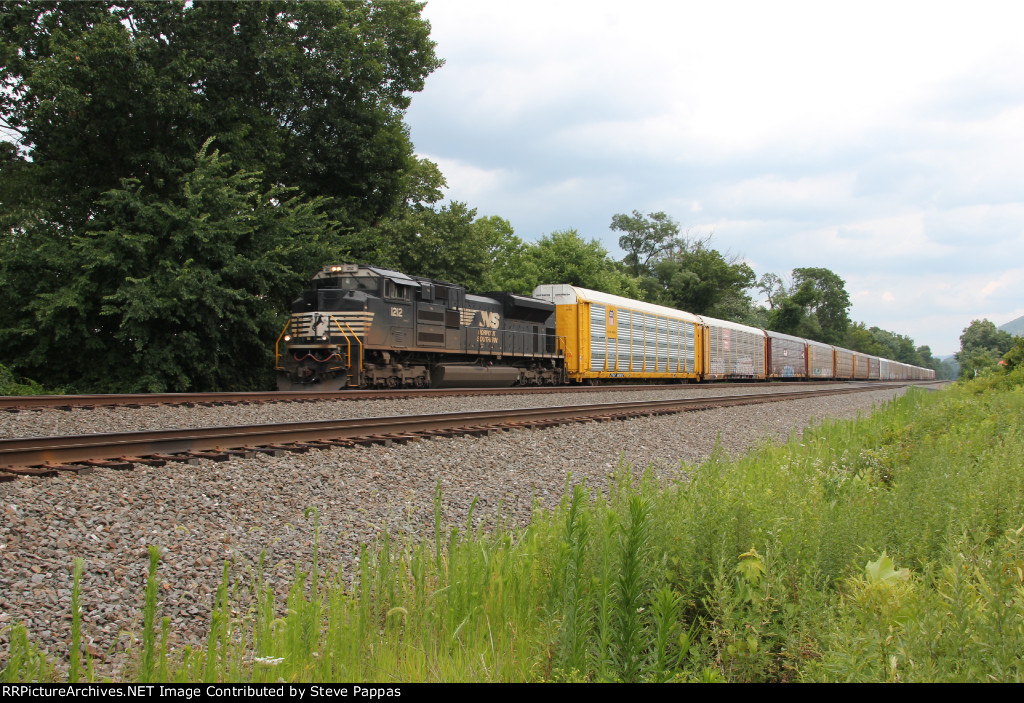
0,382,925,479
0,380,944,412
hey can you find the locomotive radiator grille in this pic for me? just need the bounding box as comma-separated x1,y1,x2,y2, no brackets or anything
289,311,375,339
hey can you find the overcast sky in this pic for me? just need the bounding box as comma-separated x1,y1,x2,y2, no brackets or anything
404,0,1024,356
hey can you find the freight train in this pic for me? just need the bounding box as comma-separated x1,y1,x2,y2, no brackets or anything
275,264,935,391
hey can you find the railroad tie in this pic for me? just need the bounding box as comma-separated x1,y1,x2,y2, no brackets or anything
0,465,60,477
79,458,135,471
42,463,94,474
120,456,167,467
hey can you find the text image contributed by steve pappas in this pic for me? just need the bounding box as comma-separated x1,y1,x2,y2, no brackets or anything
0,684,405,700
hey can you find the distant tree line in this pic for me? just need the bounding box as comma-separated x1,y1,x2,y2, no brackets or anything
0,2,949,392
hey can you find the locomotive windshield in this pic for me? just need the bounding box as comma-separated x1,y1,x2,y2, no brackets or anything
314,276,377,292
340,276,377,292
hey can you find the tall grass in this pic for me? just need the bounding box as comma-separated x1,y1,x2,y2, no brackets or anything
4,374,1024,682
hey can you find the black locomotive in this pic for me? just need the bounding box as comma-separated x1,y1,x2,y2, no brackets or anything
276,264,565,391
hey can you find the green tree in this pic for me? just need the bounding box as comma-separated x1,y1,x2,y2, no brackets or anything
1003,336,1024,371
609,210,679,278
756,272,786,310
529,229,638,296
373,203,525,293
957,319,1014,358
791,267,851,345
956,319,1015,379
864,327,923,365
915,345,944,375
1,1,441,233
476,218,541,295
766,277,821,340
0,1,439,391
958,348,1002,380
647,236,755,316
845,322,885,356
0,142,333,392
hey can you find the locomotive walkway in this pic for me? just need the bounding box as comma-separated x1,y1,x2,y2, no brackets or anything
0,382,938,478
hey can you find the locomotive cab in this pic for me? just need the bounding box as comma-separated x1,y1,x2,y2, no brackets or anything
277,264,381,390
278,264,428,390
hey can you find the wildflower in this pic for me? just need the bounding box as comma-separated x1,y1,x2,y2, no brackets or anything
254,656,284,666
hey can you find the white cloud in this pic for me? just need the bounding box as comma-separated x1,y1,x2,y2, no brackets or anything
409,0,1024,355
423,155,514,202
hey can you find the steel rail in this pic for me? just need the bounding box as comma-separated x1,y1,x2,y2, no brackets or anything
0,383,775,410
0,383,919,473
0,380,945,412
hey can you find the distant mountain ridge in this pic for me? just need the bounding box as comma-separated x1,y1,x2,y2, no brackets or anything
999,315,1024,337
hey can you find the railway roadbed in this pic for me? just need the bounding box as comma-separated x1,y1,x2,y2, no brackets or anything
0,383,916,477
0,384,912,676
0,382,788,412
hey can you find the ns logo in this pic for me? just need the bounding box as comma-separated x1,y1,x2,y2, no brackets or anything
478,311,500,329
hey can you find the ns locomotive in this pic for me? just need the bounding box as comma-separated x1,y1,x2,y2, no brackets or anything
276,264,565,391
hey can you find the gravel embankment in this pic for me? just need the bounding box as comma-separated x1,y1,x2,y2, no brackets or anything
2,383,859,439
0,386,905,676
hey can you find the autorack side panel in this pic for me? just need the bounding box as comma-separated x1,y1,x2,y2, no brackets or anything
532,285,701,382
700,316,766,380
852,352,870,380
806,339,835,378
596,304,699,377
868,356,881,380
766,330,808,379
834,347,855,379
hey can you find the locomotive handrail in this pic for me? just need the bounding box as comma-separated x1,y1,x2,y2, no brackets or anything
273,319,291,370
323,314,351,374
332,316,363,387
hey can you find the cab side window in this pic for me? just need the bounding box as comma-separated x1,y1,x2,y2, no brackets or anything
384,280,411,301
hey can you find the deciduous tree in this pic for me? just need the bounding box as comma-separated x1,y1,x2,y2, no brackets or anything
0,142,334,391
0,1,440,390
610,210,679,278
1,1,441,232
956,319,1015,379
530,230,638,296
790,267,851,345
